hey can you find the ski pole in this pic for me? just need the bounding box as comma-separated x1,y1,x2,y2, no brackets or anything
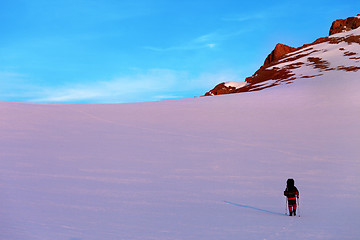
285,197,288,215
297,197,300,217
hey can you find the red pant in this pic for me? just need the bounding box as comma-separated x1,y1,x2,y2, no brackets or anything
288,197,297,212
288,204,297,213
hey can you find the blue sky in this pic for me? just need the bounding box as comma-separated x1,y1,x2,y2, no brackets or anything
0,0,358,103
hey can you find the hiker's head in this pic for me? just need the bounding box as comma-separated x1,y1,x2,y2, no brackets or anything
287,178,295,187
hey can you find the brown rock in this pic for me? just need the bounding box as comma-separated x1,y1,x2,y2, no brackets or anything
205,43,298,96
204,82,238,96
263,43,296,65
329,15,360,35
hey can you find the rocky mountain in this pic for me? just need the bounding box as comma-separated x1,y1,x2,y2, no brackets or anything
329,14,360,35
205,15,360,96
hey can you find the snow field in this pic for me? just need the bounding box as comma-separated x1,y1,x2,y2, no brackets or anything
1,73,360,239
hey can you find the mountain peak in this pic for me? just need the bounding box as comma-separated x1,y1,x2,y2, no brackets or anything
329,14,360,35
264,43,296,66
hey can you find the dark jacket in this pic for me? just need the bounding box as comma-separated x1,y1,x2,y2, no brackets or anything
284,186,299,201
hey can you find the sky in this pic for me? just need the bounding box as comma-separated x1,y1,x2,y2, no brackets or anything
0,0,358,103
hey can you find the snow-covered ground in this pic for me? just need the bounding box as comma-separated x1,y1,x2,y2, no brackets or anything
1,70,359,239
224,81,247,89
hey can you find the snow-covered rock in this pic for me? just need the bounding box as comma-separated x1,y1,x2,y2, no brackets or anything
205,81,247,96
205,15,360,96
224,81,247,89
329,14,360,35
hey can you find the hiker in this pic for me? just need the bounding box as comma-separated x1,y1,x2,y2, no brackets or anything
284,178,299,216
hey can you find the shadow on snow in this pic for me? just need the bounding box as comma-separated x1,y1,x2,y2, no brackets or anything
224,201,286,216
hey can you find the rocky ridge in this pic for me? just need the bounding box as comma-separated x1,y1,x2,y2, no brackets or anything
205,15,360,96
263,43,296,66
329,14,360,35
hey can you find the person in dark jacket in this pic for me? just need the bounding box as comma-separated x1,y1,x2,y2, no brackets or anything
284,178,299,216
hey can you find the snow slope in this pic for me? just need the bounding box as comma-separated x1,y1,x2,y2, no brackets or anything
206,26,360,95
1,73,360,239
250,27,360,91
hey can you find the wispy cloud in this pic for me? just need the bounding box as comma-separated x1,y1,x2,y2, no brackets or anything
31,69,186,103
1,67,244,103
222,13,266,22
193,33,217,43
144,30,249,52
144,39,216,52
222,4,297,23
28,69,244,103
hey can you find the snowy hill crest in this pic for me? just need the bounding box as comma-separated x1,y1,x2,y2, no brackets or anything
205,15,360,96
